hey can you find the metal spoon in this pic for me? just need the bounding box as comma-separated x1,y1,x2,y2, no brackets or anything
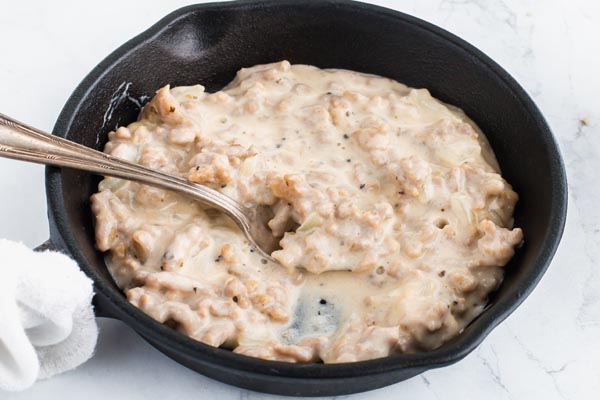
0,113,280,259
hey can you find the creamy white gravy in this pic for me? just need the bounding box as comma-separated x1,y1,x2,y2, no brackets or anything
91,61,523,363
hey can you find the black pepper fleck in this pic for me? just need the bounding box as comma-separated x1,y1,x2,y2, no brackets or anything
398,191,405,195
220,184,227,188
345,111,350,117
319,299,327,305
261,258,268,264
438,270,446,277
193,287,197,293
359,183,366,189
215,255,222,262
343,134,349,139
276,144,282,148
346,158,351,163
232,296,238,303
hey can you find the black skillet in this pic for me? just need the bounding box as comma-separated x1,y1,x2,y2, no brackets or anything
41,0,567,396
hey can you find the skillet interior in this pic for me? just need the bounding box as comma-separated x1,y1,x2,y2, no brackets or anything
45,0,567,396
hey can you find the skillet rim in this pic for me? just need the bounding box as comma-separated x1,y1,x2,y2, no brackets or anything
45,0,568,380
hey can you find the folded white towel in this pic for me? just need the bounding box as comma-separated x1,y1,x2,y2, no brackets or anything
0,239,98,391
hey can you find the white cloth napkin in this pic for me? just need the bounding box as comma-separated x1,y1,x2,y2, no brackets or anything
0,239,98,391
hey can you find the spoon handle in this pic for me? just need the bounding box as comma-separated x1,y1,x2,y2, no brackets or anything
0,113,248,223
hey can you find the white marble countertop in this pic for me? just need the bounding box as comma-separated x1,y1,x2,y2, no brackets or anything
0,0,597,399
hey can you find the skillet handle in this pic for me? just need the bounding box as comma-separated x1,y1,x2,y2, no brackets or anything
34,239,117,319
34,239,58,253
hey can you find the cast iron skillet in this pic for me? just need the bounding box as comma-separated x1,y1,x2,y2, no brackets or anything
42,0,567,396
